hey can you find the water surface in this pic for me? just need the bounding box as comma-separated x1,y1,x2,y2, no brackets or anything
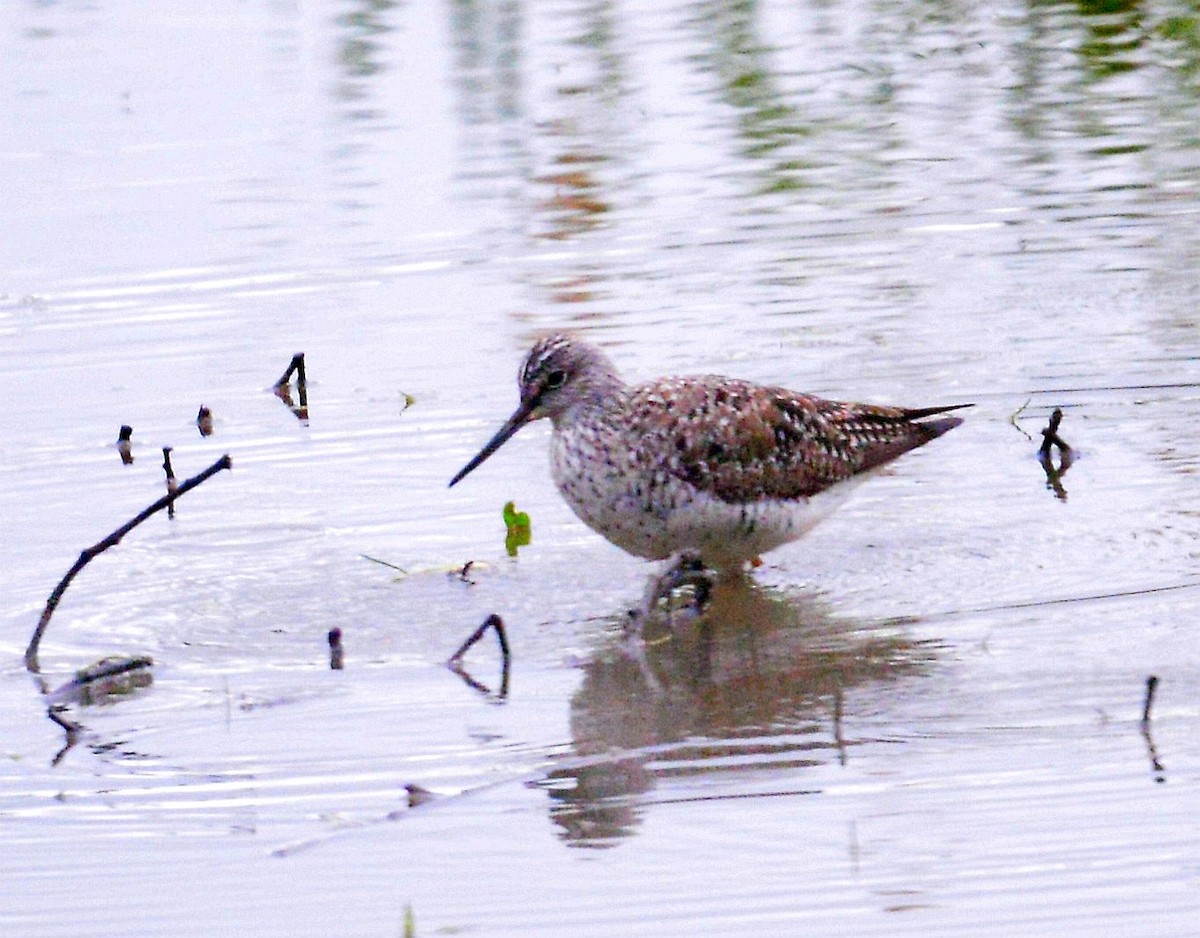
3,1,1200,935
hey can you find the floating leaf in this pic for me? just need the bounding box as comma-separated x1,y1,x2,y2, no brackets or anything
502,500,531,557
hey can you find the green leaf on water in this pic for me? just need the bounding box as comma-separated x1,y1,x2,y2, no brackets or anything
503,500,531,557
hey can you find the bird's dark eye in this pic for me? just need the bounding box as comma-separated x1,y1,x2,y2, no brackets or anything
545,369,567,390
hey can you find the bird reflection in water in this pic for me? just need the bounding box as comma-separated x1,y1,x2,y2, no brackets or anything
536,577,939,847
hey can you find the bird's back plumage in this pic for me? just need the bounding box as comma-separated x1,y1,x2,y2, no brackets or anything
624,375,966,503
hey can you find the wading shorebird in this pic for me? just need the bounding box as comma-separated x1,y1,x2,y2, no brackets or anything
449,334,969,574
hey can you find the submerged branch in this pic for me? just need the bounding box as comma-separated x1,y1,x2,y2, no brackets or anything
25,454,233,674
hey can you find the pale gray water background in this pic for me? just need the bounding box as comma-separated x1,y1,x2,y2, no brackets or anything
3,1,1200,934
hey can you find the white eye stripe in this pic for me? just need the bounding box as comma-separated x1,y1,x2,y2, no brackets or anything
521,334,574,386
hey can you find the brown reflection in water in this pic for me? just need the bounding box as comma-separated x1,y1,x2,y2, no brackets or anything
1039,447,1074,501
536,151,610,242
446,0,618,307
327,0,401,233
531,2,620,246
541,578,938,848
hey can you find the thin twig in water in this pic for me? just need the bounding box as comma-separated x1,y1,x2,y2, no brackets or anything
1140,676,1165,782
1141,675,1159,725
273,353,308,420
25,454,233,673
274,353,305,388
883,580,1200,627
447,613,511,698
162,447,177,518
448,613,510,665
1008,397,1032,441
360,554,409,575
1038,407,1071,457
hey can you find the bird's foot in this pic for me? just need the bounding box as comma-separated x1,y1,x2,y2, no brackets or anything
625,550,715,638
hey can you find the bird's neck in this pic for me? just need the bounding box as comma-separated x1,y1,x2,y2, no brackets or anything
550,371,629,431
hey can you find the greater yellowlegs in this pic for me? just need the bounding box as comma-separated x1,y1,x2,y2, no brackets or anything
450,333,969,571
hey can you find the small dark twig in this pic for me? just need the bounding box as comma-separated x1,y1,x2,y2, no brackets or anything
273,353,308,421
274,353,305,388
361,554,409,575
162,447,177,518
117,425,134,465
1037,408,1074,500
1008,398,1033,442
328,627,344,670
448,613,509,664
1038,408,1071,457
25,454,233,673
72,654,153,686
1141,674,1159,726
1140,675,1165,782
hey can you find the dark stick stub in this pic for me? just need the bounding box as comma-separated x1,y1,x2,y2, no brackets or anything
274,353,306,388
273,354,309,421
162,447,178,518
117,425,134,465
328,627,344,670
1142,674,1159,725
1039,408,1071,457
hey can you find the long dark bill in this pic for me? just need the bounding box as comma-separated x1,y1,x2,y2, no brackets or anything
448,398,538,487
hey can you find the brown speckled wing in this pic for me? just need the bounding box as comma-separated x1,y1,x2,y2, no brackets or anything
627,376,964,504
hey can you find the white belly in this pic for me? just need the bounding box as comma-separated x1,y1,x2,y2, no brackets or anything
550,428,863,567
